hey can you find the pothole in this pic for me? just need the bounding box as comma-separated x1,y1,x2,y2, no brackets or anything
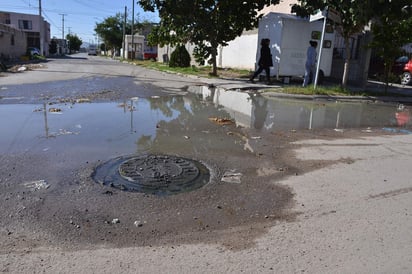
92,154,210,195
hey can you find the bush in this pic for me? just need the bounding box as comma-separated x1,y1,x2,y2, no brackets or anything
169,45,190,68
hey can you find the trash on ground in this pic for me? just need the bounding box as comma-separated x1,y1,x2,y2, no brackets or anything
49,129,80,137
76,98,91,103
23,180,50,190
48,107,62,113
209,117,234,125
221,171,242,184
362,127,373,133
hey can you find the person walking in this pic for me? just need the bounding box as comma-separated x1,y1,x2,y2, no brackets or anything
250,38,273,84
303,40,318,87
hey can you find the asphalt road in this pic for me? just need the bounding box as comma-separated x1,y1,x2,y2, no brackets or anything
0,54,411,273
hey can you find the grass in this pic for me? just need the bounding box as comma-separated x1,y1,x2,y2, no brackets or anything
128,59,251,79
279,85,351,96
127,59,410,98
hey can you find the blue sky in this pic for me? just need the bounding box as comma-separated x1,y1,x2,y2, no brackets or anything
2,0,159,44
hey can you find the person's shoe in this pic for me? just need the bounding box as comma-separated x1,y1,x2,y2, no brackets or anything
248,78,255,83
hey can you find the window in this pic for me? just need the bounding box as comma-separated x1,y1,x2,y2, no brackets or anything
11,35,14,45
311,31,321,40
18,20,32,30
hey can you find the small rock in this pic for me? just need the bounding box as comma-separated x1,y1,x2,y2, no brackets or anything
134,221,143,227
112,218,120,224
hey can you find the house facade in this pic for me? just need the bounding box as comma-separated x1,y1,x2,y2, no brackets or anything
0,10,50,58
0,23,27,61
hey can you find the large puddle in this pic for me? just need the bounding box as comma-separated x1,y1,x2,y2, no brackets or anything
1,87,411,158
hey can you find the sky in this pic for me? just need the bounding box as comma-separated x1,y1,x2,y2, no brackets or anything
2,0,159,44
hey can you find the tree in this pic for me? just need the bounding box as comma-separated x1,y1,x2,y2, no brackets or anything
49,38,58,55
169,45,191,67
367,1,412,91
138,0,280,76
95,13,128,52
66,33,82,53
94,13,146,55
292,0,370,89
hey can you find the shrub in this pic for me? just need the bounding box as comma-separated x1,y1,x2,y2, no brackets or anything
169,45,190,68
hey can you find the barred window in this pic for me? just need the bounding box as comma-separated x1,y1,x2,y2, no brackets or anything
18,20,32,30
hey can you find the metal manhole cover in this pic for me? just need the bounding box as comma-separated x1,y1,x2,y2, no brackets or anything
92,154,210,195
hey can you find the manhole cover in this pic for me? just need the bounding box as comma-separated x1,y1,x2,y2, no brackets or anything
92,154,210,195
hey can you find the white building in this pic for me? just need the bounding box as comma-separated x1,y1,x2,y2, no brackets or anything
123,34,145,60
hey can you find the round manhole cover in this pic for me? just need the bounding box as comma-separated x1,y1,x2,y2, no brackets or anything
92,154,210,195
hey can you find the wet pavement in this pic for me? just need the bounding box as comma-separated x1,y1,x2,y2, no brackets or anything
1,55,412,267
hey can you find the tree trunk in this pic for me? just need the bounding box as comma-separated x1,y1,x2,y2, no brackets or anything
341,38,351,89
211,49,218,76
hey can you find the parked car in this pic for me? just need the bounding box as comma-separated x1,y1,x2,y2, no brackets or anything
369,55,412,85
392,56,412,85
88,45,97,56
27,47,41,56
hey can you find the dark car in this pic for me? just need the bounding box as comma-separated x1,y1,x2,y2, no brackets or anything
392,56,412,85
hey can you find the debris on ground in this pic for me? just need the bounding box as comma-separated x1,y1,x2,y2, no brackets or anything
76,98,91,103
7,64,44,73
221,171,242,184
49,107,62,113
23,180,50,190
209,117,235,125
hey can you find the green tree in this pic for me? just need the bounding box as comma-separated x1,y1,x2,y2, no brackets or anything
367,1,412,90
169,45,191,67
94,13,145,55
49,38,58,55
292,0,370,89
95,13,127,52
66,33,82,53
138,0,280,76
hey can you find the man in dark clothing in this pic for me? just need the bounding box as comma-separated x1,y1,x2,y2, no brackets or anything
250,38,273,83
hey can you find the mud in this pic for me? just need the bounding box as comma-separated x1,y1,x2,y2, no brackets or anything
0,56,408,255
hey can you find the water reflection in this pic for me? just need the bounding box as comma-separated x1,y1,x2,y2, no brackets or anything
189,86,410,131
0,94,236,157
0,89,409,157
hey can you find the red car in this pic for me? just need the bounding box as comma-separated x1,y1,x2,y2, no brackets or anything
392,56,412,85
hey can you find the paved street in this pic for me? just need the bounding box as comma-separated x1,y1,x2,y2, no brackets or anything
0,54,411,273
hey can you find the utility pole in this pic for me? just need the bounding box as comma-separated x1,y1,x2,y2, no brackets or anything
123,6,126,59
59,14,66,40
131,0,134,60
38,0,43,55
60,14,67,54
